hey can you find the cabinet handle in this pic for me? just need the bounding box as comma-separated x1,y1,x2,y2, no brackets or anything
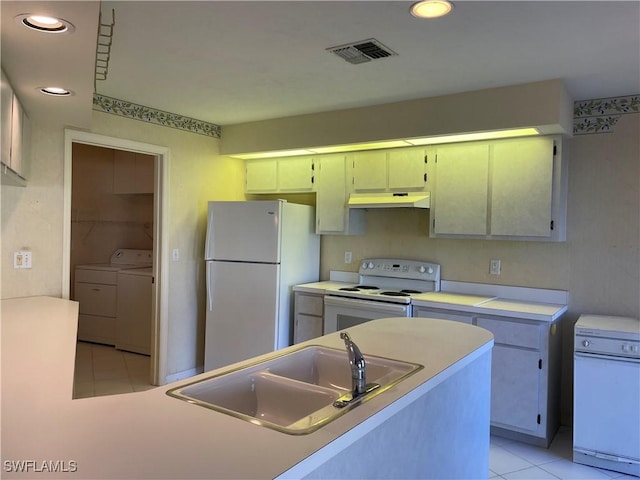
92,288,101,292
424,173,427,183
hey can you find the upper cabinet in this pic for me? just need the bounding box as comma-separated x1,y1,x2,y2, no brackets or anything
245,156,314,194
431,143,490,236
1,69,30,186
113,150,154,194
351,147,428,192
432,136,564,241
315,154,364,235
242,135,566,240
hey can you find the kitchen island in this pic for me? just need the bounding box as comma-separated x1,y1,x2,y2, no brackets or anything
1,296,493,479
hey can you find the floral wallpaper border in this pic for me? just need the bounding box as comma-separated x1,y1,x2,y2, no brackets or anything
94,92,639,138
573,94,639,135
93,94,221,138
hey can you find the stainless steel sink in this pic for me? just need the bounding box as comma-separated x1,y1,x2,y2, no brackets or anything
167,345,422,435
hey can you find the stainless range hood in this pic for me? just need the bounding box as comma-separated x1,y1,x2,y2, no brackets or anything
348,192,430,209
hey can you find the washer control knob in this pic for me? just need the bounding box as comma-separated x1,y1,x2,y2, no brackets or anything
427,267,434,274
419,266,426,273
361,262,369,270
582,340,591,347
368,261,375,270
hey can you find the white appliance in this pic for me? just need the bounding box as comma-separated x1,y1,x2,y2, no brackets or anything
116,267,153,355
323,258,440,334
574,314,640,477
204,200,319,371
75,249,153,345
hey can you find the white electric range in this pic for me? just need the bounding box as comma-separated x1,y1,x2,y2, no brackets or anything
323,258,441,334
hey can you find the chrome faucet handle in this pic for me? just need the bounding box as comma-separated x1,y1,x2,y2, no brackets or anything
340,331,367,395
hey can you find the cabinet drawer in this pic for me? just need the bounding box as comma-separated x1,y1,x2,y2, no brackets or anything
414,308,474,324
477,317,541,349
75,269,117,285
75,282,117,317
296,293,323,316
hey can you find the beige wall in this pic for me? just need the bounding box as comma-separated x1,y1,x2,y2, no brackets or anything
1,111,246,379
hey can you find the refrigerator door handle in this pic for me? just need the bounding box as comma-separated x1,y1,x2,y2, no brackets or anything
206,261,213,311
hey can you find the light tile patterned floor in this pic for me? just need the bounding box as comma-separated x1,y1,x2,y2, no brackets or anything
73,341,156,398
490,428,637,480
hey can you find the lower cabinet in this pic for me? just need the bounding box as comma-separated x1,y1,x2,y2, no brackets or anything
414,306,561,446
293,292,324,344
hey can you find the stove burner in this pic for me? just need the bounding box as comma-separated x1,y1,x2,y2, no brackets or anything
339,285,380,292
379,291,410,297
401,289,422,294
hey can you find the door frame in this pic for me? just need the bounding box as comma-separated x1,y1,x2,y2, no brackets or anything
62,129,169,385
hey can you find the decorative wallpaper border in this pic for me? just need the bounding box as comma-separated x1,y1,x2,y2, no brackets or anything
94,92,639,138
93,94,221,138
573,94,639,135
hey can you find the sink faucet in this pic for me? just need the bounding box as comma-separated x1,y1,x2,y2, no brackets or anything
340,332,367,396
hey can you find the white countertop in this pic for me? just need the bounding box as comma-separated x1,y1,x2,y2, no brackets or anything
1,296,492,479
294,280,568,322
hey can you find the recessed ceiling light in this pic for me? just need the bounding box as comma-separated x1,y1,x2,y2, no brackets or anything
410,0,454,19
39,87,73,96
15,14,75,33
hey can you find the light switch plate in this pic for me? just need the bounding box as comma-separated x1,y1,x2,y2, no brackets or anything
14,251,32,269
490,259,501,275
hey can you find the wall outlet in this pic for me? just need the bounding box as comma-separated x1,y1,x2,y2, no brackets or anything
172,248,180,261
14,251,32,269
344,251,352,264
490,259,501,275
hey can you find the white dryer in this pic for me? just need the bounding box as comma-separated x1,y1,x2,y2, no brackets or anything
116,267,153,355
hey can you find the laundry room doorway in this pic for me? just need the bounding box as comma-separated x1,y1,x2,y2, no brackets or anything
62,129,169,388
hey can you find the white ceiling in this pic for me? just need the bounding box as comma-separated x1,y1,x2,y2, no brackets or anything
2,1,639,128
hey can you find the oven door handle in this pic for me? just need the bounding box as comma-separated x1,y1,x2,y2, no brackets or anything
324,295,409,314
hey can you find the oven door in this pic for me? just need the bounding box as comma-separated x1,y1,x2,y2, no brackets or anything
323,295,410,335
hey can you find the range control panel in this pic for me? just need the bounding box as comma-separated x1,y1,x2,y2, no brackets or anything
358,258,441,282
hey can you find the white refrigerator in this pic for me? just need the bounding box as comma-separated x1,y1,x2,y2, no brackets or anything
204,200,320,371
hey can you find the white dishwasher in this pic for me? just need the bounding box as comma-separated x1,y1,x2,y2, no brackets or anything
574,314,640,477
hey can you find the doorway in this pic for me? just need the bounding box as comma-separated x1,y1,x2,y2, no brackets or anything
63,129,169,387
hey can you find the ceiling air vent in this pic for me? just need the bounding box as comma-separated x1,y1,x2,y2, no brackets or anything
327,38,398,65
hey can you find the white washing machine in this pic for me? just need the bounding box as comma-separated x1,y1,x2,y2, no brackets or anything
116,267,153,355
75,249,152,345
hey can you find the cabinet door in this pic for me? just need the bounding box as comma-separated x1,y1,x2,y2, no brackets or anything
246,159,278,193
434,143,490,235
278,156,314,192
491,345,541,433
113,150,154,194
388,148,427,190
9,94,23,175
1,70,13,166
316,155,348,233
352,151,387,191
294,314,323,344
490,137,554,237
